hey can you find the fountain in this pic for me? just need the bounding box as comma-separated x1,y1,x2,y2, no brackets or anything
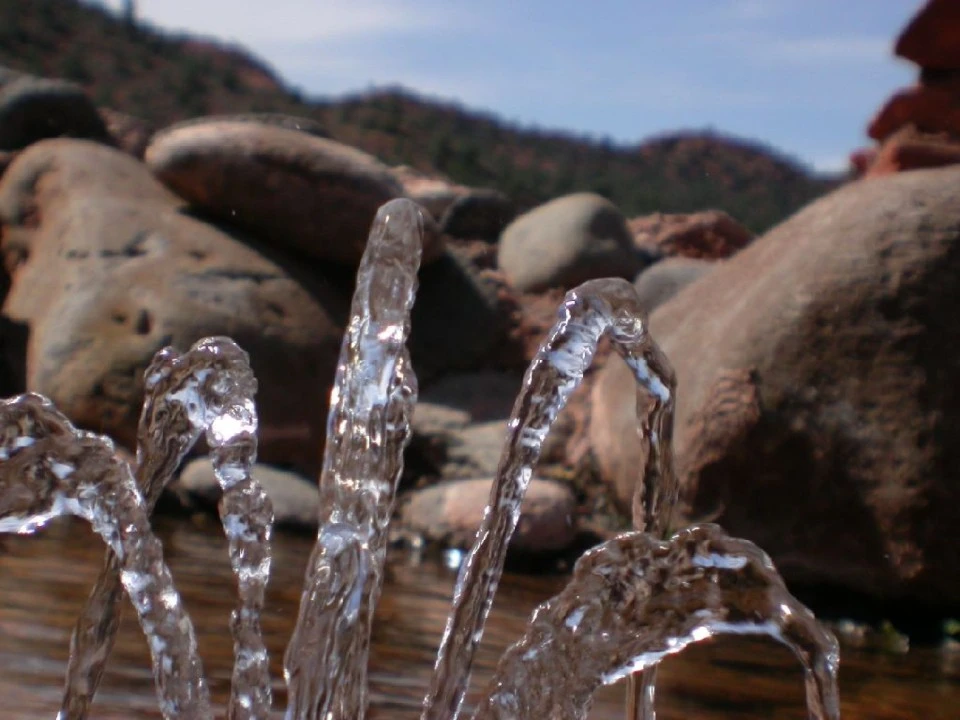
0,198,840,719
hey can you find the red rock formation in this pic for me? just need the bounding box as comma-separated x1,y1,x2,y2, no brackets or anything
858,1,960,177
629,210,753,260
868,84,960,142
589,167,960,608
867,125,960,177
895,0,960,70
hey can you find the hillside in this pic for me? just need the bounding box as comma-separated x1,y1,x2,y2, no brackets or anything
0,0,842,231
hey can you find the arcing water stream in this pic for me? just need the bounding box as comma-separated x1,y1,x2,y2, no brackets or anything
0,198,840,719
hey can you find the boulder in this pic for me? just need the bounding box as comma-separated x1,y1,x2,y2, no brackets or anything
439,188,516,242
632,257,716,312
629,210,753,260
409,246,506,378
895,0,960,70
410,371,520,480
175,458,320,529
498,192,644,292
144,120,412,266
0,139,348,476
390,164,468,221
590,167,960,608
399,477,577,553
0,73,109,151
162,112,330,139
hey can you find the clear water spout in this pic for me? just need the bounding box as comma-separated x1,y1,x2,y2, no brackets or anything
0,199,840,720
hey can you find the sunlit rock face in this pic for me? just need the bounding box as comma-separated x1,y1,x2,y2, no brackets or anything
592,166,960,610
0,138,348,478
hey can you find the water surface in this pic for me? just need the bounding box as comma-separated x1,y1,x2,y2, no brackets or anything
0,517,955,719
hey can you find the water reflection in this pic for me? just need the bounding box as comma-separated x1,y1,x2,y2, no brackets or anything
0,517,955,719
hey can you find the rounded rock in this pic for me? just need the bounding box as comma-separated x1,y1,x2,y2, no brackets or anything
400,477,577,554
632,257,716,313
0,74,109,151
498,192,644,292
0,139,348,477
591,166,960,608
144,120,407,266
439,188,516,242
176,458,320,529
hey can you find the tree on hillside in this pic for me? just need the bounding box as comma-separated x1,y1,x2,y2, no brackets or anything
122,0,137,28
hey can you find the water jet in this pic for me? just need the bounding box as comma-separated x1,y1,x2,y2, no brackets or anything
0,199,840,719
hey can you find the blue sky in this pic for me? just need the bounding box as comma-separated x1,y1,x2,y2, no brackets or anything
91,0,918,172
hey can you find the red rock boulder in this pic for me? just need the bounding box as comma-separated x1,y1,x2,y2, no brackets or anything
0,139,349,476
590,166,960,609
895,0,960,70
865,125,960,177
629,210,753,260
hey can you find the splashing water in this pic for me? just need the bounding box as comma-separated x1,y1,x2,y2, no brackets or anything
472,524,840,720
60,337,273,720
0,197,841,720
421,277,677,720
283,199,422,720
0,394,211,717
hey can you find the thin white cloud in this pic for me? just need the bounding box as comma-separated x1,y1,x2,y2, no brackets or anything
269,41,504,105
611,74,770,110
772,35,891,63
687,28,891,66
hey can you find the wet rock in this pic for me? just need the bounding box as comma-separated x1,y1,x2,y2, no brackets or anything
590,166,960,608
629,210,753,260
895,0,960,70
0,72,109,151
399,477,577,553
175,458,319,529
498,192,644,292
632,257,717,312
144,120,410,266
439,188,516,242
0,139,348,476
